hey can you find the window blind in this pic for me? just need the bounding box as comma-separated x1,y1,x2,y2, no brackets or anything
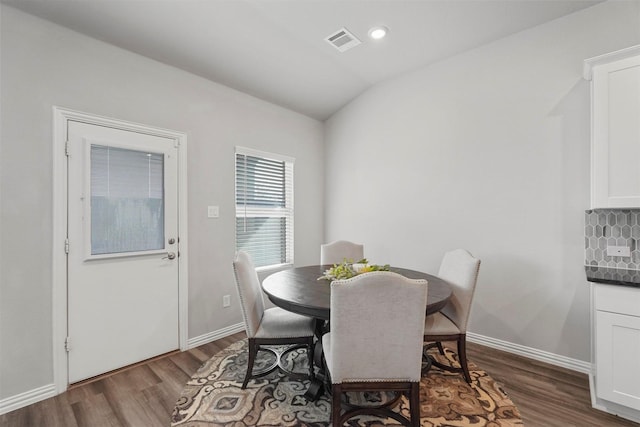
91,145,164,255
235,147,294,268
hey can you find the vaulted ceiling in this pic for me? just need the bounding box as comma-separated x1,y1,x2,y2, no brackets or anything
2,0,602,120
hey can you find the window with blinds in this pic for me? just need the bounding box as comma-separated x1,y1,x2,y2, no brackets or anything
235,147,294,268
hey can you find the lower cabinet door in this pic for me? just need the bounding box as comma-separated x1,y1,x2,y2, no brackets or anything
596,310,640,410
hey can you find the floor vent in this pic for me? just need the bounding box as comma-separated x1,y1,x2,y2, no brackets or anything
325,27,361,52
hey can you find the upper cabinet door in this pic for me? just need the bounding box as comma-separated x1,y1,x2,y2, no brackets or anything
586,46,640,208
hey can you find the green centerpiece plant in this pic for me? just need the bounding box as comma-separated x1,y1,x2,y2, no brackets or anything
318,258,390,281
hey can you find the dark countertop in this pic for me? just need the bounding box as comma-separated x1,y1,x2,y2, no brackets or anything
585,265,640,288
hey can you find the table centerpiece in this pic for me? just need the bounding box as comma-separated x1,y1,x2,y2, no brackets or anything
318,259,390,281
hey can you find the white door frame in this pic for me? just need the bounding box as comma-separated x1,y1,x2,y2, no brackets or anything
52,106,189,393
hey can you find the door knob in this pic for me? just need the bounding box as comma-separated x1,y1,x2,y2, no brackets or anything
163,252,176,260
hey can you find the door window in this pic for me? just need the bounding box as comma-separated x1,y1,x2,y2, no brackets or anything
90,144,164,255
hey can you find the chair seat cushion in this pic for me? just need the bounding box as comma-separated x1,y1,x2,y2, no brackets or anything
255,307,315,338
424,312,461,335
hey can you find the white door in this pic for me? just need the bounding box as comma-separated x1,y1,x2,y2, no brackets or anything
67,120,180,383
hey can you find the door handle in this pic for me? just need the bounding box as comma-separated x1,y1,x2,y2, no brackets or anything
163,252,176,260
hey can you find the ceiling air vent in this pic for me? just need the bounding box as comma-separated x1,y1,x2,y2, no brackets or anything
325,27,361,53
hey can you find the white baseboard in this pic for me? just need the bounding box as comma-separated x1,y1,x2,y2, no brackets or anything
591,395,640,424
467,332,591,374
187,322,245,349
0,383,57,416
1,323,245,416
1,328,589,417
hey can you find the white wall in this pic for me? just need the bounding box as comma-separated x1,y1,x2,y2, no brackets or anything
325,1,640,362
0,6,324,400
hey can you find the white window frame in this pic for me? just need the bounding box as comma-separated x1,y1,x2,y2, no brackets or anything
235,146,294,270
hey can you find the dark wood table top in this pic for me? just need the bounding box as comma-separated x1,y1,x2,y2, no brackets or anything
262,265,452,321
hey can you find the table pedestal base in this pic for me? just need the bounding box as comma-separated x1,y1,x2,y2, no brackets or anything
303,321,330,401
421,342,442,374
304,378,325,401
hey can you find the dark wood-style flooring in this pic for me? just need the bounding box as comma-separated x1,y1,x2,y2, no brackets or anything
1,332,638,426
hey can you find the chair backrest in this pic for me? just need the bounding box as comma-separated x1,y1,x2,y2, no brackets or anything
320,240,364,265
328,271,428,383
438,249,481,333
232,251,265,338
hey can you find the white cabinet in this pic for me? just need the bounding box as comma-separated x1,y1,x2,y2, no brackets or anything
591,283,640,420
595,311,640,409
585,45,640,208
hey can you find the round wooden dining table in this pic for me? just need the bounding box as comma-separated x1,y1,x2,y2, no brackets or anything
262,265,452,321
262,265,452,400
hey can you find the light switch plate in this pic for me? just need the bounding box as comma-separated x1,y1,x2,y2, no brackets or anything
207,205,219,218
606,245,631,257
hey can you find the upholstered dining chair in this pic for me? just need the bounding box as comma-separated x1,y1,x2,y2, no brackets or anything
320,240,364,265
322,271,427,426
423,249,481,383
232,251,315,388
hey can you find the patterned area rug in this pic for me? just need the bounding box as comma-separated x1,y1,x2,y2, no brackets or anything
171,339,523,426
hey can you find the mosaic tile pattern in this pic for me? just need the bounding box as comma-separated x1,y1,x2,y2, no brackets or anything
585,209,640,269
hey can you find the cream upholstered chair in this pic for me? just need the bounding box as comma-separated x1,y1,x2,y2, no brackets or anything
423,249,481,383
322,271,427,426
232,251,315,388
320,240,364,265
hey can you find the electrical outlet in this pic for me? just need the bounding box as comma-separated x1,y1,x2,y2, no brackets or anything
606,245,631,257
223,295,231,307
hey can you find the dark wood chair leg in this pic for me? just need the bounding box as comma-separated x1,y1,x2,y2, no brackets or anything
332,384,342,426
409,382,420,427
457,334,471,383
436,341,445,355
242,339,257,389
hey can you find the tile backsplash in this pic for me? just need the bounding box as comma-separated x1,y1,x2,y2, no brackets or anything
585,209,640,270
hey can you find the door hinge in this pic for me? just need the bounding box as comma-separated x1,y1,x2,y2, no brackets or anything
65,337,71,352
65,141,70,157
64,238,70,254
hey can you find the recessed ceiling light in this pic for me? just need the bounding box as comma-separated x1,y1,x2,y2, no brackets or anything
368,26,388,40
